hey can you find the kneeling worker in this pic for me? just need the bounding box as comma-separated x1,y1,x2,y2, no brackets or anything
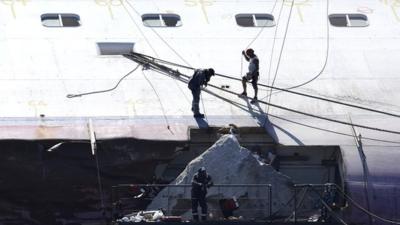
191,167,213,221
188,68,215,118
239,48,259,104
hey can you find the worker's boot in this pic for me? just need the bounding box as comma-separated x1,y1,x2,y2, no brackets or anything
238,92,247,98
250,97,258,104
193,215,199,221
201,215,207,221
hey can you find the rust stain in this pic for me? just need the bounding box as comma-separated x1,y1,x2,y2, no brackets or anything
95,0,123,19
1,0,30,19
185,0,215,24
284,0,311,23
28,100,47,117
391,0,400,21
380,0,400,21
36,125,52,139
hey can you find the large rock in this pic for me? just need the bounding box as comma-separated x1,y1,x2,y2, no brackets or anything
147,134,294,220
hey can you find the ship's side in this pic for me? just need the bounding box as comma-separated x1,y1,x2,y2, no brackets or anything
0,0,400,224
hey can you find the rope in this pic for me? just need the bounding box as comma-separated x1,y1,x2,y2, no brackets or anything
127,52,400,118
126,54,400,143
245,0,280,50
267,0,295,113
332,183,400,224
267,113,400,145
308,186,349,225
282,0,330,91
121,1,158,57
214,71,400,118
125,0,192,68
151,61,400,143
142,70,172,132
89,131,105,219
349,115,373,225
197,82,400,145
240,0,279,76
126,54,400,135
265,0,286,115
126,47,206,119
205,82,400,135
94,139,105,217
66,64,140,98
121,0,191,105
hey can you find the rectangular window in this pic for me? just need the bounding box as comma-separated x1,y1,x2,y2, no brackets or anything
142,14,182,27
236,14,275,27
96,42,135,55
41,13,81,27
329,14,368,27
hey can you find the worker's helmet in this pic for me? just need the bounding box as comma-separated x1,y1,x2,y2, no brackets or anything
208,68,215,76
198,167,206,173
205,68,214,82
245,48,255,56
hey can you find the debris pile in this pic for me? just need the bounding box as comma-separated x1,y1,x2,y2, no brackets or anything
117,210,165,223
147,134,294,220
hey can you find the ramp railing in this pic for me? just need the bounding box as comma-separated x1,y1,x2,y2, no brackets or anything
111,183,346,223
111,183,272,221
290,184,343,223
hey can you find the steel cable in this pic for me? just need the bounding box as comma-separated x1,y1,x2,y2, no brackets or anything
331,183,400,225
122,0,191,105
264,0,286,117
267,0,295,113
126,54,400,135
142,70,172,132
66,64,140,98
282,0,330,91
127,52,400,118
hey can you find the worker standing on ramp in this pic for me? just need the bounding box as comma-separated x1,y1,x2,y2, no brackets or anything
188,68,215,118
239,48,259,104
191,167,213,221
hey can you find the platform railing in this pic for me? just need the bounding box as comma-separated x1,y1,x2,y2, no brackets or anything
291,183,341,223
111,183,344,223
111,183,272,221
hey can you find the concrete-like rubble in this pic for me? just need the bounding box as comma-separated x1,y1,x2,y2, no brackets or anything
147,134,295,220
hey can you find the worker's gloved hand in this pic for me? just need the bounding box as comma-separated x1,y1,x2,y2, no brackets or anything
207,182,213,188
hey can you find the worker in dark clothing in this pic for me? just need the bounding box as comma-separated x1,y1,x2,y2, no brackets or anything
239,48,259,104
191,167,213,221
188,68,215,118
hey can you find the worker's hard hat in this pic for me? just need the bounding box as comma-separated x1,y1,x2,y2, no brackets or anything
245,48,255,56
199,167,206,173
207,68,215,76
